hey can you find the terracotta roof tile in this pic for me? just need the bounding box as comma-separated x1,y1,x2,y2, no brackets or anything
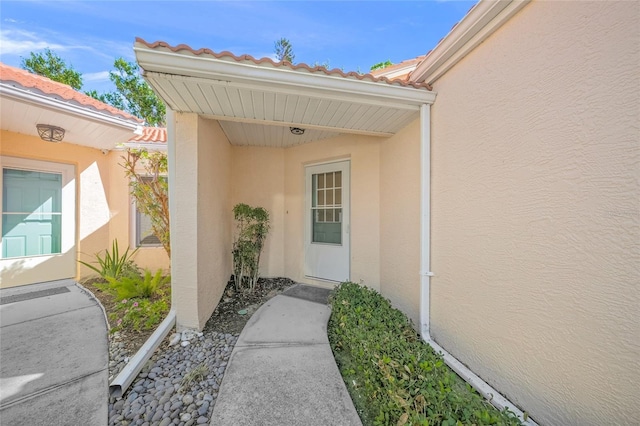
369,55,427,78
135,38,432,91
0,63,143,123
369,55,429,82
128,126,167,143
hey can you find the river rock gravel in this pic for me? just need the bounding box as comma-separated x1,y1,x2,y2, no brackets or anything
107,277,296,426
108,331,237,426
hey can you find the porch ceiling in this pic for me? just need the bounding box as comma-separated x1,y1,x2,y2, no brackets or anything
134,39,436,147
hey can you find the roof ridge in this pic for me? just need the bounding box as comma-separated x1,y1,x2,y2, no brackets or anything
135,38,432,91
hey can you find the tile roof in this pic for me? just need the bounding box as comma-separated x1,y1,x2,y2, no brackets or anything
127,126,167,143
369,55,428,82
135,38,432,91
0,63,143,123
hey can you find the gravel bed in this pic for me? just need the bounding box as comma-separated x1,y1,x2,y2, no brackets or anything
108,330,238,426
109,331,130,381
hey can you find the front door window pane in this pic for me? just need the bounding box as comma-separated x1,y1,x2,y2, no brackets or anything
311,171,342,245
2,168,62,258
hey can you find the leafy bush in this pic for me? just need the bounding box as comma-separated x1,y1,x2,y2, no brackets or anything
122,149,170,256
102,268,169,301
328,282,523,426
110,297,169,333
79,239,138,280
232,203,270,292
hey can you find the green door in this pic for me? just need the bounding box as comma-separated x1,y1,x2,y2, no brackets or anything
2,168,62,258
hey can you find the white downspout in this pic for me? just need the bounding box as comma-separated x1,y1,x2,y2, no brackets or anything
419,104,536,425
419,103,434,336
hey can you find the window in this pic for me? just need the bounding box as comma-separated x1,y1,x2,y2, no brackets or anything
311,171,342,244
135,205,161,246
131,176,163,247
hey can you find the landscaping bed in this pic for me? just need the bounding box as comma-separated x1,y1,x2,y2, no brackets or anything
97,276,295,425
83,277,166,362
328,282,524,426
84,274,295,381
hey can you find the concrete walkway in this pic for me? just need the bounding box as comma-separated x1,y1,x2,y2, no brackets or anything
210,284,362,426
0,279,109,425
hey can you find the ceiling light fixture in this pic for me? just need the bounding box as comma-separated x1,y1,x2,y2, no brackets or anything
289,127,305,136
36,124,65,142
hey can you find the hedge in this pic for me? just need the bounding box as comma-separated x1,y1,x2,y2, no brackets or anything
328,282,523,426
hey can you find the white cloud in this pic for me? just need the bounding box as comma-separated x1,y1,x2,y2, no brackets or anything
0,29,66,55
83,71,110,82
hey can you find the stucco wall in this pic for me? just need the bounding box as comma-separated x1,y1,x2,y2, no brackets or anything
379,119,421,326
171,114,232,330
174,127,382,326
230,146,285,277
283,134,381,290
1,130,111,286
0,130,170,288
429,2,639,425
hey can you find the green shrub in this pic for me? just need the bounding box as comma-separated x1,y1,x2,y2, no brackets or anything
110,297,170,333
104,269,169,301
232,203,270,292
328,282,523,426
79,239,138,280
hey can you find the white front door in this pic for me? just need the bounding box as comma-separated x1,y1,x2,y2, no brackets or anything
304,160,350,282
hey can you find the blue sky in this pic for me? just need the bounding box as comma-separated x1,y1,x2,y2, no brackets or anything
0,1,476,93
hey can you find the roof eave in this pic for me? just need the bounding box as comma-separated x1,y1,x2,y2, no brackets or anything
0,83,142,133
410,0,530,86
117,142,167,151
134,43,436,109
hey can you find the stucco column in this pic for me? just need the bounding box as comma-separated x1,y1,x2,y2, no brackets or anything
170,112,232,330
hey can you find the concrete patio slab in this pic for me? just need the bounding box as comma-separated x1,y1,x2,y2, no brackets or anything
0,279,109,425
210,287,361,426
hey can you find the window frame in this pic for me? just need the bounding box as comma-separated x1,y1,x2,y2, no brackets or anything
1,156,75,260
129,175,164,249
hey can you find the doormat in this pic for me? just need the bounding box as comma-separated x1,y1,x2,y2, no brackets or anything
0,286,70,305
282,284,332,305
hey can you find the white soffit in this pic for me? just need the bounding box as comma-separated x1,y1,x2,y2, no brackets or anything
134,42,436,146
0,84,141,150
215,120,340,148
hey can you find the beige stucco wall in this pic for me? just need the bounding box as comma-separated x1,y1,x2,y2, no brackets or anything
171,115,231,330
429,1,639,425
226,134,382,289
0,130,170,288
177,126,384,328
230,146,285,277
1,130,110,287
379,119,421,326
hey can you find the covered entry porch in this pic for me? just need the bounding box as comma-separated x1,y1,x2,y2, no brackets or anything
134,39,435,330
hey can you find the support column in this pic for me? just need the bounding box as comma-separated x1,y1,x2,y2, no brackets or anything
170,112,232,330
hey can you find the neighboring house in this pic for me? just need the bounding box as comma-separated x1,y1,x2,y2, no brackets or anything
133,0,638,425
0,64,169,287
